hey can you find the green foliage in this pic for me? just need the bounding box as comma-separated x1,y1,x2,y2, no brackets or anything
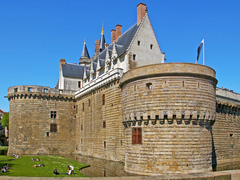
1,113,9,127
0,155,88,177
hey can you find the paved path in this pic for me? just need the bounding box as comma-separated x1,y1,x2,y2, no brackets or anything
1,169,240,180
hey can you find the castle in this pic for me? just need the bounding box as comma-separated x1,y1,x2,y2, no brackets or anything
7,3,240,175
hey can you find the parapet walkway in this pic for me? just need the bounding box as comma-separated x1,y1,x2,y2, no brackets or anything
1,169,240,180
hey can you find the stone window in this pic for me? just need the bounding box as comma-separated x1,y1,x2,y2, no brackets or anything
50,111,57,118
78,81,81,88
132,127,142,144
182,81,185,87
46,132,50,137
103,121,106,128
102,94,105,105
164,81,167,88
133,54,136,61
150,44,153,49
89,99,91,107
138,41,141,46
146,83,152,90
82,103,84,111
14,88,18,92
104,141,106,148
155,115,159,120
81,124,83,131
44,88,48,93
50,124,57,133
28,87,32,92
173,114,176,119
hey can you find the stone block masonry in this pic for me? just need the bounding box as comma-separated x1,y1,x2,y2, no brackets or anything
8,85,76,155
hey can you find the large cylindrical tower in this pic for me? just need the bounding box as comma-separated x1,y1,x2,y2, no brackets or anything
120,63,218,175
8,85,76,155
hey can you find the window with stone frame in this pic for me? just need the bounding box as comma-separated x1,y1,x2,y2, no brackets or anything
82,103,84,111
132,127,142,144
50,111,57,118
50,124,57,133
102,94,105,105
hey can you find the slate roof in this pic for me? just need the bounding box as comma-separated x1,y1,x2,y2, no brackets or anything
62,64,85,78
80,41,90,59
62,23,139,80
92,23,138,72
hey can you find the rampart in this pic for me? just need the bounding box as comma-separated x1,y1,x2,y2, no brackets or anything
8,85,76,155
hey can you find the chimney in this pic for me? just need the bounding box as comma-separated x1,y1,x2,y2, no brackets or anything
116,25,122,41
111,29,116,44
137,3,147,25
95,40,100,56
60,59,66,70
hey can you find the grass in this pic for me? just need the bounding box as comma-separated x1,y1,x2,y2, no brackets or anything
0,146,8,151
0,155,89,177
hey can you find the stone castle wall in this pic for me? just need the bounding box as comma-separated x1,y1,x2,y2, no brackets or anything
75,79,125,161
8,85,76,155
120,63,217,175
212,88,240,170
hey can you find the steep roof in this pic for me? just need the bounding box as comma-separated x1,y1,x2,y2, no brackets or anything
80,41,90,59
92,23,139,72
62,63,85,78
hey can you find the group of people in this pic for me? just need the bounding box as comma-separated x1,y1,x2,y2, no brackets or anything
1,163,12,173
53,165,75,175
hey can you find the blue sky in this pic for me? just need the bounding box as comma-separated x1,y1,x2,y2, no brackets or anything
1,0,240,112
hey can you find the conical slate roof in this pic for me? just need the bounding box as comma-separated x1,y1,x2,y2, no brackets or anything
80,41,90,58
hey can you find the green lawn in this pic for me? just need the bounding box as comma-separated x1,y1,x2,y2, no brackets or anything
0,155,88,177
0,146,8,151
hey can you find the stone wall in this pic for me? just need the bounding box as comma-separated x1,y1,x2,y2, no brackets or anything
212,89,240,170
8,85,76,155
75,80,125,161
120,63,217,175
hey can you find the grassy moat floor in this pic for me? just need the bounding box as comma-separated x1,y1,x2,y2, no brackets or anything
0,155,89,177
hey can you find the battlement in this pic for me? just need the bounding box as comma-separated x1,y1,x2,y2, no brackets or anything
216,87,240,105
8,85,75,101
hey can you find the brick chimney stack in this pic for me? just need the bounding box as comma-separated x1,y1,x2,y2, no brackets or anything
111,29,116,44
137,3,147,25
116,25,122,41
60,59,66,70
95,40,100,56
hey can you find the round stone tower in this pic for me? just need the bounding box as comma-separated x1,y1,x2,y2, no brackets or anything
120,63,218,175
7,85,76,155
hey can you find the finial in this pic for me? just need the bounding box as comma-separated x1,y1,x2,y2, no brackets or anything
101,23,104,35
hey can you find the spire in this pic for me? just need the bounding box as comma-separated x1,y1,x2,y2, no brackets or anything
81,40,90,58
100,25,106,52
79,40,91,65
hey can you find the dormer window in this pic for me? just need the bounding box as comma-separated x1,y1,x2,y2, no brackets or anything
138,41,141,46
150,44,153,49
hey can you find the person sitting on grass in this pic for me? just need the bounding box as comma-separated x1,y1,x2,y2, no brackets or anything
53,168,60,175
32,157,36,161
36,157,40,161
68,165,74,175
16,154,20,158
32,163,45,168
4,163,13,170
1,167,6,173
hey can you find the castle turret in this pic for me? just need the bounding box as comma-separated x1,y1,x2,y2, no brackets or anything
79,41,91,66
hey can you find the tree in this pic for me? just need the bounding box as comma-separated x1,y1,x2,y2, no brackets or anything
1,113,9,127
